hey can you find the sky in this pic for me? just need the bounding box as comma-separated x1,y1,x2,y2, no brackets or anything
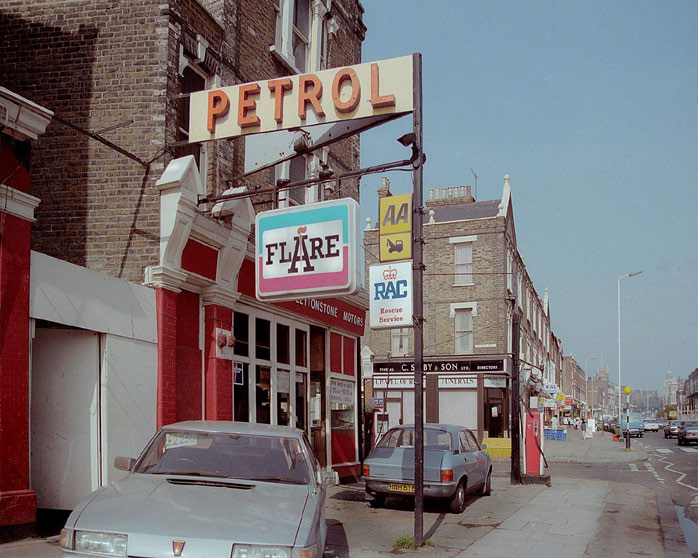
356,1,697,393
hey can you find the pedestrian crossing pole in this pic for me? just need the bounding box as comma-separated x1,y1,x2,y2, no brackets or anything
511,312,522,484
624,386,631,449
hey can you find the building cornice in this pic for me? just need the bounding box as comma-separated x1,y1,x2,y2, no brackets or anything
0,87,53,141
0,183,40,221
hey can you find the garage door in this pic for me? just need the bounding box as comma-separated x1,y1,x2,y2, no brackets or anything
31,328,100,510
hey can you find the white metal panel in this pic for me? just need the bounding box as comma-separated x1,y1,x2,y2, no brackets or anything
31,329,100,509
439,390,478,429
30,251,156,343
402,390,414,425
101,335,157,483
386,400,401,430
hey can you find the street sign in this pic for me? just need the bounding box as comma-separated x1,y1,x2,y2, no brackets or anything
378,193,412,262
369,261,413,328
255,198,360,301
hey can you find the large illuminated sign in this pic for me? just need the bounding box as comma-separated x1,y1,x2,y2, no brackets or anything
255,199,360,301
188,55,414,142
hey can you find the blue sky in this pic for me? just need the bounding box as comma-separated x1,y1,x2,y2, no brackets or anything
357,1,697,393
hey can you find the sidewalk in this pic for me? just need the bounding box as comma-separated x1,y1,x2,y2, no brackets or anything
0,431,688,558
542,427,649,464
321,430,685,557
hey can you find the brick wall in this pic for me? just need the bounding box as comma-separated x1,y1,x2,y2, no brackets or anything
0,1,170,281
0,0,365,281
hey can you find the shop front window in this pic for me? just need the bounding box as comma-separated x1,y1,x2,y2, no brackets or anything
329,377,355,464
256,318,271,360
234,312,249,357
295,328,307,367
256,365,271,424
295,372,307,432
277,323,290,365
277,369,290,426
234,362,249,422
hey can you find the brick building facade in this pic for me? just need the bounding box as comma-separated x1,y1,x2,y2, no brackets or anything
363,176,563,443
0,0,367,535
561,355,587,418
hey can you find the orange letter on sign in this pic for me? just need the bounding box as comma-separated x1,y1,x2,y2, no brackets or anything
331,68,360,113
268,78,293,123
297,74,325,121
238,83,261,128
370,63,396,109
207,90,230,133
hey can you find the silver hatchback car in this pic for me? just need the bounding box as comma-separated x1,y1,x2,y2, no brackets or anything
60,421,336,558
362,423,492,513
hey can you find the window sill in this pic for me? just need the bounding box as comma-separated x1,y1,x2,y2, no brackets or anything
269,45,301,75
453,283,475,287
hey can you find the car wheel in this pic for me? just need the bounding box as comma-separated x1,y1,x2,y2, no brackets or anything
369,494,385,508
448,481,466,514
480,470,492,496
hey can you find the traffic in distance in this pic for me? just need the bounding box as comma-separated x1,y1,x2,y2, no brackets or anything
599,415,698,447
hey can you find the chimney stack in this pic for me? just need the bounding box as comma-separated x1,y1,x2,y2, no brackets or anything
464,184,475,203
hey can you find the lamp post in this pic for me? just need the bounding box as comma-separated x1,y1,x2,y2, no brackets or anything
617,271,642,429
586,357,597,419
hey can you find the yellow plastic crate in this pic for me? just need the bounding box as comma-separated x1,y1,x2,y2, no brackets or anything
481,437,511,459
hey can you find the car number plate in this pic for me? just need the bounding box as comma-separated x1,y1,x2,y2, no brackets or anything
388,483,415,493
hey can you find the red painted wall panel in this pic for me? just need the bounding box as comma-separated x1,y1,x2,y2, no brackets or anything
156,289,178,428
330,333,342,374
204,304,233,420
175,290,201,421
0,143,36,525
331,430,355,465
343,336,355,376
181,239,218,281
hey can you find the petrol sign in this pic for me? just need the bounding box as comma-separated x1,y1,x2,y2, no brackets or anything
189,55,415,142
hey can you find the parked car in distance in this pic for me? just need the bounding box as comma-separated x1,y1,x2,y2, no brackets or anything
60,421,336,558
665,420,682,438
604,418,619,432
677,421,698,445
617,413,644,438
362,423,492,514
643,419,660,432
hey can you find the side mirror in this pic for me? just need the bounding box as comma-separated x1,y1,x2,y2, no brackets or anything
316,470,339,486
114,456,135,472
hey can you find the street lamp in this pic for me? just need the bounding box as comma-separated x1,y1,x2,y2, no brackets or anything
586,357,597,418
618,271,642,428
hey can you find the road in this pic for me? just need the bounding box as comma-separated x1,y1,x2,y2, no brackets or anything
549,427,698,554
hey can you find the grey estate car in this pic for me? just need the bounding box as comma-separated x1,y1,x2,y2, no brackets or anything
362,423,492,513
60,421,337,558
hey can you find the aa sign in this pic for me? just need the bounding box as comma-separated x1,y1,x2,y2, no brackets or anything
188,55,414,143
379,193,412,262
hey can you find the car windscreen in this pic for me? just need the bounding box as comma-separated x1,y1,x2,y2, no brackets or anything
133,430,310,484
683,421,698,427
376,427,453,450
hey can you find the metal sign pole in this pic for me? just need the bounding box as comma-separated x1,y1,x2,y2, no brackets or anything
411,52,425,548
